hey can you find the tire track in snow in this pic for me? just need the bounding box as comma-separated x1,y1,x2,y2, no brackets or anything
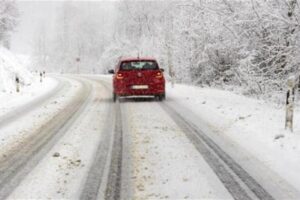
79,78,124,200
160,103,274,200
0,77,93,199
79,80,115,200
104,101,123,200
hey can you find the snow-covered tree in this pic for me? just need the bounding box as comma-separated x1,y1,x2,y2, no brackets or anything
32,0,300,99
0,0,18,49
104,0,300,97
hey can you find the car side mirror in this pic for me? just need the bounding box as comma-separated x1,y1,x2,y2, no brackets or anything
108,69,114,74
160,68,165,72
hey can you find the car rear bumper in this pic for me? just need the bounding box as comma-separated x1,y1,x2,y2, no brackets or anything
117,91,165,96
114,83,165,96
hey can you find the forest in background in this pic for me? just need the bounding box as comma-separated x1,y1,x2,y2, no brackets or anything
28,0,300,100
0,0,18,49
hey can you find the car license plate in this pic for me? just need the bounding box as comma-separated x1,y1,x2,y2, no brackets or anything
131,85,148,89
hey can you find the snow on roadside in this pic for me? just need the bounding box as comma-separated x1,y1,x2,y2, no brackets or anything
167,83,300,191
0,76,58,118
0,47,59,117
0,77,81,159
0,47,33,92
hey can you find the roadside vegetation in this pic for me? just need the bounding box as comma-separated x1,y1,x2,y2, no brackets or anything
29,0,300,100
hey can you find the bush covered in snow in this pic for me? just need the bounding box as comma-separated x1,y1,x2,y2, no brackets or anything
102,0,300,100
32,0,300,101
0,0,33,92
0,46,33,92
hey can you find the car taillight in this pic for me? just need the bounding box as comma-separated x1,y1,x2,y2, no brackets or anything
155,72,163,78
116,73,123,79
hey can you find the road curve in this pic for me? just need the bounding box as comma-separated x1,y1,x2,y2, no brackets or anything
2,75,299,200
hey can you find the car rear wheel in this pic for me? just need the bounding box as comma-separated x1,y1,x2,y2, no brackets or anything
156,93,165,101
113,93,117,102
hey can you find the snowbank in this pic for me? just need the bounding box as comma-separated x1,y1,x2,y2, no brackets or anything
167,83,300,191
0,47,33,92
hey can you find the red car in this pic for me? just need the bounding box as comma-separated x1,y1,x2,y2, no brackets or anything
108,57,166,101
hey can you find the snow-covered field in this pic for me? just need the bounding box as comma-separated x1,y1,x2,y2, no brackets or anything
0,77,57,118
167,84,300,192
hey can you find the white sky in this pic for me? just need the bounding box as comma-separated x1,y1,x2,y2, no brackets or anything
11,1,60,55
10,0,117,55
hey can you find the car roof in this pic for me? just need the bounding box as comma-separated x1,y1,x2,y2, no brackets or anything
120,57,157,62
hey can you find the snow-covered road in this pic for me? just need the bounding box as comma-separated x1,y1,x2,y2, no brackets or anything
0,75,299,200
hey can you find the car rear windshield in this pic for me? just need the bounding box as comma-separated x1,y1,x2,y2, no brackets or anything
120,61,159,70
